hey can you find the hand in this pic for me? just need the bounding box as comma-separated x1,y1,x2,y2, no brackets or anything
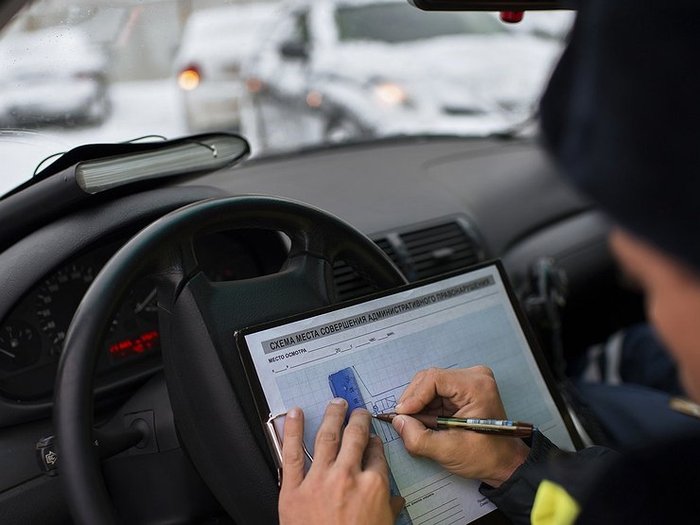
279,399,405,524
392,366,530,487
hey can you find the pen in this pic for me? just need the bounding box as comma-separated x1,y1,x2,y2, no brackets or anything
373,412,534,438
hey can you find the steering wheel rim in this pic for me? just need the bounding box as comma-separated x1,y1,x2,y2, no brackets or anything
54,195,406,524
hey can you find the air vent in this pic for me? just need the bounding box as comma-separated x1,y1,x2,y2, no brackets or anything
400,221,481,281
332,236,399,302
332,260,378,301
332,218,485,302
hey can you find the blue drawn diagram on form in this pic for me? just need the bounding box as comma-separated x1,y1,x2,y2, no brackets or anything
328,366,411,525
328,366,401,443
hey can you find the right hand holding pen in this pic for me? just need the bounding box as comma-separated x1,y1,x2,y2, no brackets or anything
392,366,530,488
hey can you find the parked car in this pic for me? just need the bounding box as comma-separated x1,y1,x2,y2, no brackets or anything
174,3,279,133
0,26,110,127
242,0,564,151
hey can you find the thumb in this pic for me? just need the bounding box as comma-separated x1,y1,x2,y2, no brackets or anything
389,495,405,520
392,414,439,458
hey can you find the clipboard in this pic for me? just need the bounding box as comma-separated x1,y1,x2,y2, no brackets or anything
236,261,583,524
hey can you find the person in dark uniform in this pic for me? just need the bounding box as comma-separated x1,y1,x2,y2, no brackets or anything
278,1,700,523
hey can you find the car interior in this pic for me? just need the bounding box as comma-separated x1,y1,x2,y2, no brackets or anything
0,0,647,523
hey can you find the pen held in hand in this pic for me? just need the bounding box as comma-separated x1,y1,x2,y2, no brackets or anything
373,412,534,438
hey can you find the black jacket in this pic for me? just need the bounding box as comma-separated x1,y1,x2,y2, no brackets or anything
480,430,700,524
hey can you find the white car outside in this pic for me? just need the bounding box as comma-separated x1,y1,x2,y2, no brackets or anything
175,3,279,133
0,26,109,126
244,0,567,151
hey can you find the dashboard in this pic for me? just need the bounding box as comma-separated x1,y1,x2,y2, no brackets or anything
0,136,614,410
0,136,618,411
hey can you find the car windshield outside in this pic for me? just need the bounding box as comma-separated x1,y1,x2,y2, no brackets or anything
0,0,573,196
335,3,507,43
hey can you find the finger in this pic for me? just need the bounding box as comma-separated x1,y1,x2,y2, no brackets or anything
390,496,406,520
362,434,389,477
451,366,507,419
396,368,444,414
397,367,497,416
312,398,347,466
280,407,306,491
336,408,371,470
392,414,441,459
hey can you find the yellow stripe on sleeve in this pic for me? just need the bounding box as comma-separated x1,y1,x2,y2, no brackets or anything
531,480,581,525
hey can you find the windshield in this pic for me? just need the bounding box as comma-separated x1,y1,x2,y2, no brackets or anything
0,0,573,196
336,4,506,43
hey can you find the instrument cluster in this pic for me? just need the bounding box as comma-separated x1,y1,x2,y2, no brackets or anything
0,229,285,401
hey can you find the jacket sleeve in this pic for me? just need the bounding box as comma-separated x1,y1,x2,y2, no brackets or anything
478,431,618,525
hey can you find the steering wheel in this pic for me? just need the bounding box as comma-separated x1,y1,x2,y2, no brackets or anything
54,195,407,524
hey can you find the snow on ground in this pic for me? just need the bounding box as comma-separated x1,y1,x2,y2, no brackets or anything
0,79,187,195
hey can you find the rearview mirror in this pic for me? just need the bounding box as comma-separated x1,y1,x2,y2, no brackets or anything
408,0,571,10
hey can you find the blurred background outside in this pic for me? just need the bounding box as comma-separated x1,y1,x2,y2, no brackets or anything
0,0,574,192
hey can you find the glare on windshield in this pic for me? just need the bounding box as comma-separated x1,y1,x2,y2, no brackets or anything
335,5,506,43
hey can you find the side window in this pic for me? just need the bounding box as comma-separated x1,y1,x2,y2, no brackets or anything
293,12,310,46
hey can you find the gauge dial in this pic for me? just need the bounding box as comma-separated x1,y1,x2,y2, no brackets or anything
0,240,167,400
105,280,161,362
0,320,41,369
35,263,95,357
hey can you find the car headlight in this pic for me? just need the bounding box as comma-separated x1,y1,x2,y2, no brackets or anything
373,81,410,107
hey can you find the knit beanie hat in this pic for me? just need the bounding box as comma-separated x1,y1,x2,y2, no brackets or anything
540,0,700,271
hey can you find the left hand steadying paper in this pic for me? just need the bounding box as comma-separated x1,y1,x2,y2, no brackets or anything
278,398,405,524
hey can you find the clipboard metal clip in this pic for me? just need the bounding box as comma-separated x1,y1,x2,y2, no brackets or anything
266,411,313,487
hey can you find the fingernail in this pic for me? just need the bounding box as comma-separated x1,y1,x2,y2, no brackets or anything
331,397,347,405
394,402,404,412
287,407,301,419
393,415,406,433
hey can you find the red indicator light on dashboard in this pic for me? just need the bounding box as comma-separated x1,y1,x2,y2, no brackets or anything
109,330,159,358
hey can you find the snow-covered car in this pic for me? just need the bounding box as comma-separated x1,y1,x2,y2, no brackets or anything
0,27,110,126
175,3,279,133
243,0,564,150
